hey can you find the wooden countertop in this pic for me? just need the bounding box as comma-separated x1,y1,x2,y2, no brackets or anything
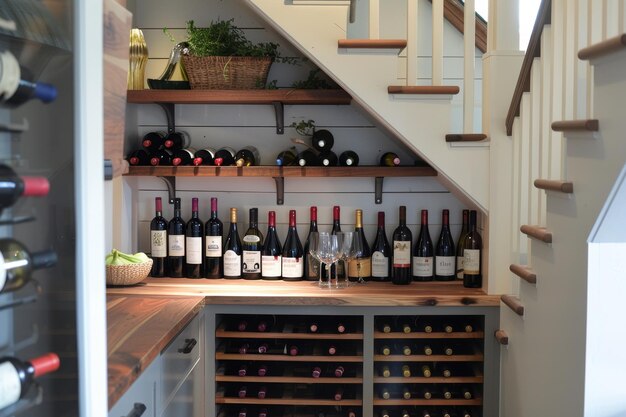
107,294,204,409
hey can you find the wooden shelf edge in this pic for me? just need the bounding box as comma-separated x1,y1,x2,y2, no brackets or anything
216,375,363,384
520,224,552,243
388,85,460,95
338,39,407,49
216,398,362,406
445,133,488,142
373,376,483,383
216,353,363,362
578,33,626,61
551,119,599,132
373,331,484,339
509,264,537,284
216,330,363,340
533,179,574,193
501,295,524,316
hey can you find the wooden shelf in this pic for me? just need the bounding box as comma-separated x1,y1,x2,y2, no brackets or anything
373,398,482,406
216,353,363,363
374,354,483,362
373,376,483,384
215,397,363,406
216,323,363,340
127,89,352,105
373,331,484,339
215,375,363,384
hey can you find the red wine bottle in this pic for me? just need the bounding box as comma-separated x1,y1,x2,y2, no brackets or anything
142,131,166,152
339,150,359,166
214,147,236,166
127,149,152,166
371,211,391,281
257,343,269,354
296,150,319,166
258,408,268,417
412,209,434,281
242,208,263,280
282,210,304,281
312,366,322,378
333,387,344,401
456,209,469,279
257,364,268,376
337,322,346,333
150,197,167,277
0,239,57,294
193,148,216,166
257,386,267,399
380,152,401,166
171,148,196,166
463,210,482,288
330,205,344,278
319,150,338,167
261,211,282,279
235,146,260,167
238,386,247,398
391,206,412,284
223,208,242,278
167,198,186,277
0,165,49,214
312,129,334,152
204,198,223,278
0,50,57,107
303,206,320,281
0,353,60,410
238,343,250,354
275,147,297,166
435,209,456,281
164,131,189,151
348,209,371,282
288,345,299,356
334,365,345,377
327,344,337,355
185,198,203,278
150,149,173,166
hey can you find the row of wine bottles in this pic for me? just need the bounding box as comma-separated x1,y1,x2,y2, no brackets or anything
376,343,472,357
378,408,476,417
149,199,482,287
377,317,476,334
227,316,354,334
378,386,476,401
226,363,351,379
224,341,355,357
219,405,360,417
377,363,468,379
0,353,60,411
222,384,357,401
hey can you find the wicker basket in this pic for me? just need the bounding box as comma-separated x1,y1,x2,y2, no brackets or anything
106,259,153,286
181,55,272,89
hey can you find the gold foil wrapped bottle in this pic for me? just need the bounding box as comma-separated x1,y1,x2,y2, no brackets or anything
128,28,148,90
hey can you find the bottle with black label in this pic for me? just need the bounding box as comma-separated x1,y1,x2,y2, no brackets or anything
371,211,391,281
167,198,186,277
282,210,304,281
185,198,203,278
204,197,223,278
150,197,167,277
242,208,263,279
330,206,345,279
435,209,456,281
412,209,434,281
261,211,282,279
391,206,412,284
223,208,242,278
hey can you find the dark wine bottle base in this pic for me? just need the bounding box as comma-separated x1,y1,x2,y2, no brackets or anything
435,275,456,281
224,276,242,279
261,276,281,281
413,276,433,282
242,274,262,280
282,277,303,282
371,277,390,282
463,274,482,288
392,278,412,285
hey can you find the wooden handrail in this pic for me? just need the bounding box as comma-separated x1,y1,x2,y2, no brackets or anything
533,179,574,194
445,133,487,142
338,39,407,49
495,330,509,345
501,295,525,316
428,0,488,53
579,33,626,61
505,0,552,136
551,119,599,132
388,86,460,95
509,264,537,284
520,225,552,243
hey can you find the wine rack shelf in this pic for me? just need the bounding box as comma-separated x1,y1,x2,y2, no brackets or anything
373,377,483,384
215,397,363,406
373,331,484,339
216,375,364,384
373,355,483,362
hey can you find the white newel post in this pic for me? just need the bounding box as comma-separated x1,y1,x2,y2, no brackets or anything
483,0,524,295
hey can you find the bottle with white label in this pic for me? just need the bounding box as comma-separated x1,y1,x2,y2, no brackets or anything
0,353,60,411
282,210,304,280
223,208,242,278
456,209,469,279
261,211,282,279
391,206,412,285
167,198,186,277
463,210,482,288
412,209,433,281
150,197,168,277
185,198,203,278
204,197,223,278
435,209,456,281
348,209,371,282
242,208,263,280
371,211,391,281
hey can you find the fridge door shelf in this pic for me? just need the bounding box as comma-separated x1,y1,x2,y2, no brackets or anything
0,279,41,311
0,323,38,356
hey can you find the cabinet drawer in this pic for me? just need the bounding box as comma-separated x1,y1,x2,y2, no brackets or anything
160,360,204,417
161,313,201,407
109,357,159,417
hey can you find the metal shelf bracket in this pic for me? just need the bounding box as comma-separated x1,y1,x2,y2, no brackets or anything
160,176,177,203
272,101,284,134
157,103,176,133
375,176,384,204
273,176,285,205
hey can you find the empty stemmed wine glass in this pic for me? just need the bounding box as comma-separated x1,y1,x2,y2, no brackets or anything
336,232,354,288
350,232,368,284
317,233,339,289
308,232,325,287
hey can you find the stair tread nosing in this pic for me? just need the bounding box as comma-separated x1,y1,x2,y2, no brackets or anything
551,119,599,132
501,295,525,316
509,264,537,284
494,329,509,345
388,85,460,95
533,179,574,194
520,225,553,244
578,33,626,61
338,39,407,49
445,133,488,142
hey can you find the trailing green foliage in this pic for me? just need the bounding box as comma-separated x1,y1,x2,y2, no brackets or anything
291,69,335,89
290,119,316,136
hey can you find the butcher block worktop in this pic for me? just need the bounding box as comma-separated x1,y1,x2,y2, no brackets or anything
106,279,499,408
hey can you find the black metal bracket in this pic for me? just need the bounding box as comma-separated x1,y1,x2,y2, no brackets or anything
375,176,384,204
160,176,176,203
157,103,176,133
274,177,285,205
272,101,284,134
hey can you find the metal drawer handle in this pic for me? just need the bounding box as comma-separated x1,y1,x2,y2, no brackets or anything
124,403,147,417
178,338,197,354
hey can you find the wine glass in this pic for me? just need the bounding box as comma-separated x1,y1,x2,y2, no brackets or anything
350,232,367,284
336,232,354,288
318,233,339,289
308,232,325,287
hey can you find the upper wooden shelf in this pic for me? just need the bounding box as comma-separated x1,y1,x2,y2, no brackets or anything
126,89,352,105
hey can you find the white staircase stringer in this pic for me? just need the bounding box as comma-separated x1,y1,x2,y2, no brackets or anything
244,0,490,211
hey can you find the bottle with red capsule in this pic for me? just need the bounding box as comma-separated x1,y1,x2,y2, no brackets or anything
141,131,166,152
0,353,60,410
163,131,190,151
127,149,152,166
171,148,196,166
0,165,50,214
214,147,236,166
150,149,173,166
193,148,216,166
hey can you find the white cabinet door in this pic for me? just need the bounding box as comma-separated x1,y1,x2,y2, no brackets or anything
109,357,160,417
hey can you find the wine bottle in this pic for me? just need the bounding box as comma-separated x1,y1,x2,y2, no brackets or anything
167,198,186,277
257,364,268,376
0,50,57,106
303,206,320,281
171,148,196,166
275,147,297,166
463,210,483,288
380,410,391,417
282,210,304,281
311,129,334,152
327,344,337,355
348,209,371,282
0,164,50,214
380,387,391,400
0,240,57,294
443,345,454,356
204,197,223,278
257,343,269,353
381,345,391,356
238,408,248,417
401,409,411,417
214,147,237,166
401,344,412,356
421,410,433,417
185,198,203,278
443,324,454,333
319,150,338,167
330,205,345,278
0,353,60,410
380,152,401,166
412,209,434,281
150,148,173,166
423,344,433,355
242,208,263,280
456,209,469,279
419,387,432,399
296,149,320,166
309,321,319,333
334,365,345,377
193,148,216,166
238,386,247,398
163,131,189,150
261,211,282,279
442,386,453,399
402,386,411,399
312,366,322,378
391,206,412,284
223,208,242,278
401,321,412,334
235,146,260,167
380,322,392,333
127,149,152,166
440,365,452,378
258,408,269,417
333,387,344,401
150,197,167,277
142,131,166,152
339,150,359,166
371,211,391,281
421,365,432,377
381,365,391,377
435,209,456,281
401,365,411,377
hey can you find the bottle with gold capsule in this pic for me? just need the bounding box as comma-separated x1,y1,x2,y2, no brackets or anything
381,365,391,378
348,209,371,283
421,365,432,378
381,345,392,356
401,365,411,377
